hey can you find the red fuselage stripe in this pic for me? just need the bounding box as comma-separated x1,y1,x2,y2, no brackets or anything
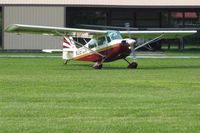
74,43,129,62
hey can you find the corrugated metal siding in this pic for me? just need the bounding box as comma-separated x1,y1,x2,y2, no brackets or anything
0,0,200,6
4,6,64,49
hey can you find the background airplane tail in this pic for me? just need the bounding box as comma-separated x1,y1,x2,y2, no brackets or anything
62,36,77,60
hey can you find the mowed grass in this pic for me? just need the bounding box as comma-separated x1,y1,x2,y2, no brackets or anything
0,55,200,133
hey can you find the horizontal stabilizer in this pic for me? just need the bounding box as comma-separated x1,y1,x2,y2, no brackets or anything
42,49,63,53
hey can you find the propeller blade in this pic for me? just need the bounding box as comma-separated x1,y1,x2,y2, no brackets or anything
126,39,136,60
124,22,131,39
130,43,136,60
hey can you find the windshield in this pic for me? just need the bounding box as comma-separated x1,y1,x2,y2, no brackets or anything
107,31,122,42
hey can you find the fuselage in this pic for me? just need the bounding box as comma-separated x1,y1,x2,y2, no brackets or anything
74,39,131,62
70,31,135,62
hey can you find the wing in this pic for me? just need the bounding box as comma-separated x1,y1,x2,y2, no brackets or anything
5,24,107,37
120,30,197,39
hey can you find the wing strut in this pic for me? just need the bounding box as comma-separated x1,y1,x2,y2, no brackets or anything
72,39,107,70
134,34,165,50
72,39,106,58
55,31,106,58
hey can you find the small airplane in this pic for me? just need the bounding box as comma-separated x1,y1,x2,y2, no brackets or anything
5,24,197,69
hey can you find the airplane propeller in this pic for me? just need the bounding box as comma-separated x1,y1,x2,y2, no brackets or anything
126,39,136,60
125,23,137,61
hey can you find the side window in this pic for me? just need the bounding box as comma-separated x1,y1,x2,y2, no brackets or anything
88,39,97,49
106,36,111,43
98,36,106,46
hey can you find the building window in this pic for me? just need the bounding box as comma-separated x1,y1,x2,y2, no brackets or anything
161,12,170,28
170,11,200,28
66,8,107,27
66,8,200,29
110,10,134,27
184,12,199,27
135,11,161,28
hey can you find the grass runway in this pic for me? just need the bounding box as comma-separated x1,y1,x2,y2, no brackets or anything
0,54,200,133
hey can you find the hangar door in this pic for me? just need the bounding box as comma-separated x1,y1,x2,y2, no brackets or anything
66,7,200,28
65,8,161,28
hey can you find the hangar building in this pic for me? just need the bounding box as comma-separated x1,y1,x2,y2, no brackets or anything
0,0,200,50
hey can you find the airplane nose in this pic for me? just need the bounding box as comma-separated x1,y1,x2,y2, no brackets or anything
121,40,127,45
126,39,136,45
121,39,136,47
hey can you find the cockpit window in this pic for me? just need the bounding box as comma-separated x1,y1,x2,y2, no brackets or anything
107,31,122,41
88,39,97,49
98,36,107,46
106,36,111,43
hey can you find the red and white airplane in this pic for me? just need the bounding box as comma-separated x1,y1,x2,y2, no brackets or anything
5,24,197,69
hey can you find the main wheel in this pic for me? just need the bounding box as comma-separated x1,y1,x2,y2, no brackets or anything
93,64,103,69
128,62,138,69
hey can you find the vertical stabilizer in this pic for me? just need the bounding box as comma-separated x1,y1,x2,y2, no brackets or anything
62,36,77,61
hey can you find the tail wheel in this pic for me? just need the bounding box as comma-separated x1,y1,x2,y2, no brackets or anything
63,60,68,64
128,62,138,69
63,60,69,65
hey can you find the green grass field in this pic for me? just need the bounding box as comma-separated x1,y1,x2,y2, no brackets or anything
0,54,200,133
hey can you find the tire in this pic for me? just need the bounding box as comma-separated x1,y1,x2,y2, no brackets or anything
128,62,138,69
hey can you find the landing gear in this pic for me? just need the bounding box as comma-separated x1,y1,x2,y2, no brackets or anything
128,62,138,69
124,58,138,69
92,56,107,69
63,60,68,64
93,61,103,69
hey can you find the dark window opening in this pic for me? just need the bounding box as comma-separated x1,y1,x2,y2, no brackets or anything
97,36,106,46
88,39,97,49
66,7,200,28
66,8,107,27
66,7,200,50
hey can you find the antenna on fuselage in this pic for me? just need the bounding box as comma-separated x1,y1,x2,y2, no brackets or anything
125,23,131,38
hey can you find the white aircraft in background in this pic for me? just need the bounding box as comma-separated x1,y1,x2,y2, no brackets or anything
5,24,197,69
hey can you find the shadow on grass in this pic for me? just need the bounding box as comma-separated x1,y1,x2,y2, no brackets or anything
60,63,127,70
103,65,200,70
140,65,200,70
59,61,200,70
62,64,200,70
